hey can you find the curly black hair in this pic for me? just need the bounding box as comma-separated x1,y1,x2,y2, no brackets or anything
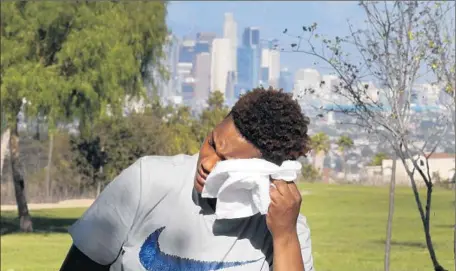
231,86,311,165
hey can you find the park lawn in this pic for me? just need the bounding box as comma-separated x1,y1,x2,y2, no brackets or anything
0,183,453,271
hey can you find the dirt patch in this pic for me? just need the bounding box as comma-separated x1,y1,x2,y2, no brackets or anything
1,199,94,212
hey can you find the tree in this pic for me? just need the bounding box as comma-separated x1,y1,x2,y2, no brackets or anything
0,2,168,231
281,1,452,270
165,105,201,155
370,152,389,166
421,2,456,268
336,135,354,180
310,132,330,173
195,90,230,144
300,163,321,183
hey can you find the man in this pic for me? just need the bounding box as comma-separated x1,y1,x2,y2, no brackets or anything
60,87,314,271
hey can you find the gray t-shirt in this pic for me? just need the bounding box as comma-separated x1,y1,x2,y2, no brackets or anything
69,154,314,271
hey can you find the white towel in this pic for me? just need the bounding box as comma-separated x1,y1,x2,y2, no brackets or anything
201,159,302,219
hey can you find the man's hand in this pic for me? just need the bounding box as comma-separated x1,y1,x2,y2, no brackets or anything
267,180,305,271
267,179,302,239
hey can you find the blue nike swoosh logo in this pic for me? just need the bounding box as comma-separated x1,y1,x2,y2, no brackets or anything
139,226,261,270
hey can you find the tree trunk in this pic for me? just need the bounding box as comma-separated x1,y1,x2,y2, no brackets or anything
452,97,456,271
315,151,325,174
96,165,103,197
1,128,10,178
408,171,446,271
34,115,40,140
423,184,445,271
423,217,446,271
384,155,397,271
342,151,347,181
45,133,54,201
9,122,33,232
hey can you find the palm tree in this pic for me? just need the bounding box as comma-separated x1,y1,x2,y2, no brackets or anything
310,132,330,173
337,135,354,180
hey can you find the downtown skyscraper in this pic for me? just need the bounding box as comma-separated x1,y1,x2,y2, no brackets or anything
236,27,261,98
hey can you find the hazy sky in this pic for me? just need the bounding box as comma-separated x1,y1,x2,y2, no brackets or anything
166,1,364,75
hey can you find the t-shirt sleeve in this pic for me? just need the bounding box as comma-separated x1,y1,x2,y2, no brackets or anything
68,158,143,265
297,215,315,271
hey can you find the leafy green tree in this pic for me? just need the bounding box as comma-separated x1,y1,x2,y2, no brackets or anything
337,135,354,180
195,91,230,144
300,163,321,183
310,132,330,173
165,106,201,155
370,152,389,166
71,110,173,193
0,2,168,231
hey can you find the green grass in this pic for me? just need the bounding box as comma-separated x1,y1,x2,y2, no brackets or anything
1,183,454,271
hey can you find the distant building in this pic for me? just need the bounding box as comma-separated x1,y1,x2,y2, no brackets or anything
237,46,261,96
279,68,293,93
182,77,195,103
293,68,321,97
239,27,261,89
211,38,231,95
179,39,196,64
225,71,236,105
223,13,237,74
197,32,216,44
268,50,280,88
154,34,180,100
259,48,280,88
242,27,260,47
193,52,211,101
382,153,455,187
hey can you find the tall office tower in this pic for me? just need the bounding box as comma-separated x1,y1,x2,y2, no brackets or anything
268,50,280,88
223,13,237,74
195,32,216,55
242,27,260,47
241,27,261,88
260,49,270,87
260,48,280,88
237,46,255,95
211,38,231,95
179,39,196,64
193,52,211,101
225,71,236,105
197,32,217,44
181,77,195,103
279,68,293,93
157,34,180,100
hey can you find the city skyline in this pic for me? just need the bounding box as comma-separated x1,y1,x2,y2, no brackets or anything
166,1,364,76
162,2,448,110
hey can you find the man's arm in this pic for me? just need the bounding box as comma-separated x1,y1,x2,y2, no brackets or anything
272,231,305,271
267,180,309,271
59,159,143,269
60,245,110,271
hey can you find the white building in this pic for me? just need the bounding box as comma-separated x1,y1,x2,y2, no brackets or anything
268,50,280,88
223,13,237,74
382,153,455,186
261,48,281,88
321,75,338,92
293,68,321,97
211,38,231,94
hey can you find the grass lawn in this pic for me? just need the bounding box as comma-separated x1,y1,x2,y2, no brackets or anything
1,183,454,271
